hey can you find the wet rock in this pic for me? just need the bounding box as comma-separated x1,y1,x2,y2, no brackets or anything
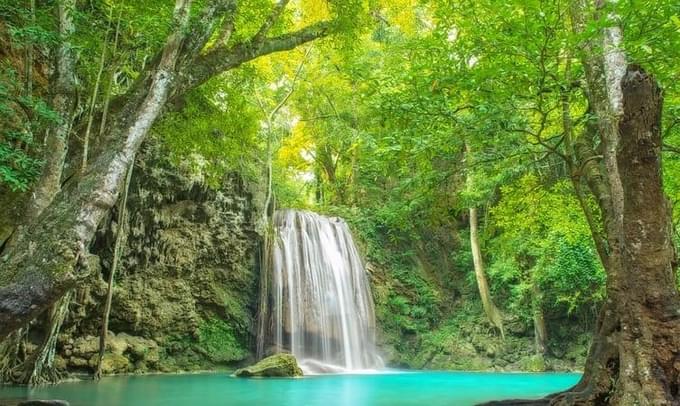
64,332,159,373
18,401,70,406
234,354,303,378
89,353,130,374
519,354,546,372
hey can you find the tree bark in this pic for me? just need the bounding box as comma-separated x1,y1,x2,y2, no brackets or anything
543,2,680,403
532,284,547,355
469,206,505,339
24,0,78,220
488,66,679,406
487,5,679,401
550,64,680,406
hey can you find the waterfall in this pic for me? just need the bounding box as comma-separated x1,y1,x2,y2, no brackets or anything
257,209,383,374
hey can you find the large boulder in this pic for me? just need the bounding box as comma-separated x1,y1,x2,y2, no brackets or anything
234,354,303,378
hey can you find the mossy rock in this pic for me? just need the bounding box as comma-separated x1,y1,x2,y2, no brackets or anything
233,354,303,378
90,353,131,374
519,354,546,372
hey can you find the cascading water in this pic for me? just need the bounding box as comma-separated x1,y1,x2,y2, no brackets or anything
257,209,383,374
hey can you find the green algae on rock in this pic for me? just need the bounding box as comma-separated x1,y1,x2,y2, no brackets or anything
234,354,303,378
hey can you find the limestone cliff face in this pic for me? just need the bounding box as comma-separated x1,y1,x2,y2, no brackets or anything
58,141,261,374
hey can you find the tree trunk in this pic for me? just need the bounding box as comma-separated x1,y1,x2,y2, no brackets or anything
532,284,547,355
24,0,77,220
485,65,679,406
0,0,193,339
469,206,505,339
541,1,680,402
549,67,680,406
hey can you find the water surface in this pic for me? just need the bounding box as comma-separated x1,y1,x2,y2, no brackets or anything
0,371,580,406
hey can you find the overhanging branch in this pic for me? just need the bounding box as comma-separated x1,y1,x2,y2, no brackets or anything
176,20,332,96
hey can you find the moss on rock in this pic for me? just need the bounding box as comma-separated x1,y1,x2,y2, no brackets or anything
52,141,259,376
519,354,546,372
234,354,303,378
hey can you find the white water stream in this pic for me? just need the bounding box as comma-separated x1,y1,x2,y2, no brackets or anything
258,209,383,374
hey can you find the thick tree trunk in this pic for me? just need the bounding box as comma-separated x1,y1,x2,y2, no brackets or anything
0,0,193,339
550,67,679,406
541,3,680,403
484,66,680,406
610,66,679,404
469,207,505,339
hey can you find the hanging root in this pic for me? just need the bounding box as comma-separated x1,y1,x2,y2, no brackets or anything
0,328,27,383
19,291,72,385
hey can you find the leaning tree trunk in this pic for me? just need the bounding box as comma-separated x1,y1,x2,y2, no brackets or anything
0,0,193,340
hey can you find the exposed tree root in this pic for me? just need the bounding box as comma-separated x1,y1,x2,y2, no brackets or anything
0,328,27,382
18,292,72,385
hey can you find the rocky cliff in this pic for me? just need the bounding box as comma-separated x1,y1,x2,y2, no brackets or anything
55,141,261,374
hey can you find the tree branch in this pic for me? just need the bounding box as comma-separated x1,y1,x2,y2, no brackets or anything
252,0,291,44
183,0,237,59
175,20,331,97
269,46,311,123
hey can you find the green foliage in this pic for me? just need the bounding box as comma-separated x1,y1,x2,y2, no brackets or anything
488,176,605,322
0,132,42,191
538,237,606,314
154,76,261,188
378,265,441,334
0,67,53,191
196,319,249,363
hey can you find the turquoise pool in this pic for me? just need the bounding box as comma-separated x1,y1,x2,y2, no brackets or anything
0,371,581,406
